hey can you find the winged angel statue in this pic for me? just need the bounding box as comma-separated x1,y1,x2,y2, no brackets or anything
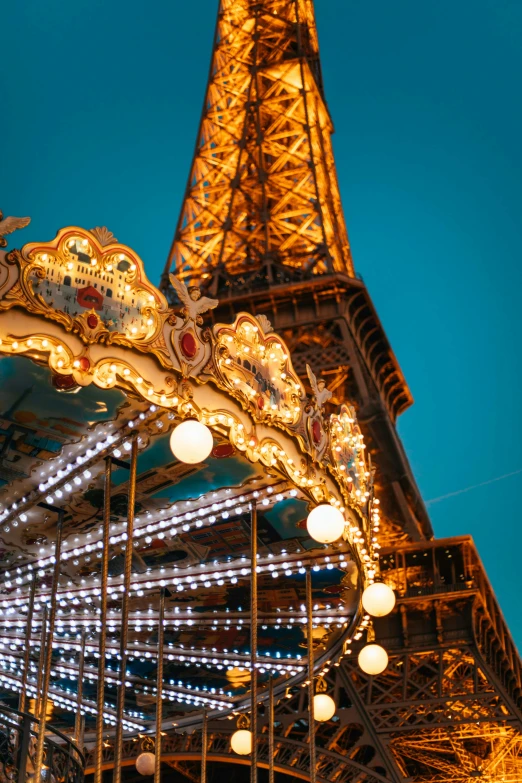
306,363,332,411
0,212,31,247
169,274,219,324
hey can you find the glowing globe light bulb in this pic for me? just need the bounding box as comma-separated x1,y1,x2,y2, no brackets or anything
362,582,396,617
135,752,155,776
169,420,213,464
306,504,345,543
358,644,388,675
313,693,336,722
230,729,252,755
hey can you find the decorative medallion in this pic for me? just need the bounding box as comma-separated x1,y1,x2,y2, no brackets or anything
213,314,303,426
0,226,169,351
330,404,369,504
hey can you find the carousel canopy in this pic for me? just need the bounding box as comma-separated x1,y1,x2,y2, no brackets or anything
0,225,380,734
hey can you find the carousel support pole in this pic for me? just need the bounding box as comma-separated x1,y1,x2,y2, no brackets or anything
306,568,317,783
95,456,112,783
250,501,258,783
154,587,165,783
268,676,274,783
34,510,64,783
34,605,48,719
113,435,138,783
75,629,86,750
200,710,208,783
18,575,36,714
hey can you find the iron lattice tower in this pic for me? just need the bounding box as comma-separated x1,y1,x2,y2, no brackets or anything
159,2,522,781
161,0,430,546
164,0,353,281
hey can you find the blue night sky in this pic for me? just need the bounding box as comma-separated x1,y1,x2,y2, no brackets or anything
3,2,522,643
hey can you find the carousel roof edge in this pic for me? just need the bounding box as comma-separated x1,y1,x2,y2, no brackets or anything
0,226,378,548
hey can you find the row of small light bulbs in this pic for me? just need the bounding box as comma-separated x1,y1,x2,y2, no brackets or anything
0,662,144,730
1,635,301,712
4,427,366,588
0,402,160,538
37,480,291,574
0,647,232,722
1,602,350,631
0,643,233,714
1,587,337,705
1,628,306,679
51,658,234,711
2,408,373,592
2,481,288,592
10,548,351,610
1,621,308,658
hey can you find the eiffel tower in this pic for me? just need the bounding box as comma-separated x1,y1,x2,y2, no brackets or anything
158,1,522,781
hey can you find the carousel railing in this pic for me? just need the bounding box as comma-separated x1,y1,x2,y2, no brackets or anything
0,705,84,783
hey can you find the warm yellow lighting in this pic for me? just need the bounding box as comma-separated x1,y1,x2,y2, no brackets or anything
306,504,345,543
230,729,252,755
29,698,54,719
358,644,388,675
226,667,251,686
362,582,396,617
135,752,155,775
169,420,213,464
313,693,336,722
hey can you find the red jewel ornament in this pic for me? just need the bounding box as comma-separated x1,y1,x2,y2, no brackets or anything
87,314,98,329
180,331,197,359
312,419,322,444
257,396,265,410
79,357,90,371
211,443,235,459
52,374,80,392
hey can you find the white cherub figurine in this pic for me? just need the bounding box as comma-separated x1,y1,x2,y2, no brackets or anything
169,274,219,324
306,363,332,411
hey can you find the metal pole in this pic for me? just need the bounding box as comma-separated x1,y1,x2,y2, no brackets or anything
268,676,274,783
250,501,258,783
18,575,36,714
75,629,86,750
154,588,165,783
306,568,317,783
34,510,64,783
113,436,138,783
95,456,112,783
200,710,207,783
17,713,31,783
34,605,48,719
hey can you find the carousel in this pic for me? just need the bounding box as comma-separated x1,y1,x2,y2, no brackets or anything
0,220,394,783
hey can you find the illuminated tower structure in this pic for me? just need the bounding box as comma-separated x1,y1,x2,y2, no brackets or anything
161,0,430,546
159,1,522,780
